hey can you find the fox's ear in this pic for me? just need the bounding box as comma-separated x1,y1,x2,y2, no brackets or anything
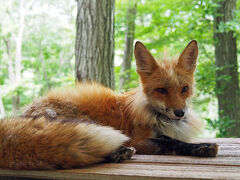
134,41,158,76
177,40,198,73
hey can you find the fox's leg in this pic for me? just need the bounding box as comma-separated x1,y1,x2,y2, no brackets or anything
132,135,218,157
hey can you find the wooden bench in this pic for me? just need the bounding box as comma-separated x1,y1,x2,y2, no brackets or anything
0,138,239,179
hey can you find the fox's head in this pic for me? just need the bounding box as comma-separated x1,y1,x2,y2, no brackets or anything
134,40,198,120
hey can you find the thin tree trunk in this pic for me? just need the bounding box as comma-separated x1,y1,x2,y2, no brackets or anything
12,0,25,115
39,42,51,90
15,0,25,81
213,0,240,137
3,36,15,82
119,3,137,91
12,0,34,115
14,0,34,81
75,0,115,89
12,94,20,116
0,89,6,118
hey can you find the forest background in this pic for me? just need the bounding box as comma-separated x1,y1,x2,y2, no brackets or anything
0,0,239,138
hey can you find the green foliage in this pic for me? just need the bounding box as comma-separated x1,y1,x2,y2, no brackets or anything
115,63,139,92
206,116,237,137
0,0,76,116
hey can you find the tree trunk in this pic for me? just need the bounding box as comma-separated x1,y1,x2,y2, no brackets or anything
213,0,240,137
12,94,20,116
119,3,137,91
39,41,51,90
12,0,34,115
15,0,34,81
75,0,115,89
15,0,25,81
0,89,6,118
3,36,15,82
11,0,25,115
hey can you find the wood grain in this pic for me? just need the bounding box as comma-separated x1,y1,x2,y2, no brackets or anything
0,138,239,180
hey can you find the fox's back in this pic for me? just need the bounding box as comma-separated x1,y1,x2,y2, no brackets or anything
22,83,134,134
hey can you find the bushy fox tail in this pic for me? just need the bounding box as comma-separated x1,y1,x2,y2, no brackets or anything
0,117,132,170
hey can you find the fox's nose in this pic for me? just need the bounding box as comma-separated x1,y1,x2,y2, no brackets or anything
174,109,185,117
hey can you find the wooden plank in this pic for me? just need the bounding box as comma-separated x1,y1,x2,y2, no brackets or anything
219,144,240,150
0,163,240,180
58,163,240,179
216,144,240,157
130,155,240,166
218,150,240,157
0,138,239,180
195,138,240,144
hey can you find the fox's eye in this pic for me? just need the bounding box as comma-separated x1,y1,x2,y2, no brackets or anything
182,86,189,93
156,88,168,94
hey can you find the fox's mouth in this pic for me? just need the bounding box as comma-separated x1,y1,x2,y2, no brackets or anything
152,108,183,121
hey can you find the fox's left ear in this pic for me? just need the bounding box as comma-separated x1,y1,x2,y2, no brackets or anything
177,40,198,73
134,41,158,77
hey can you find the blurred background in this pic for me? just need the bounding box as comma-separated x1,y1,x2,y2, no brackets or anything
0,0,239,138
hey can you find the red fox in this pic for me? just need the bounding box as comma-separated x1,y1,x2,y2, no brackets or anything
0,40,218,170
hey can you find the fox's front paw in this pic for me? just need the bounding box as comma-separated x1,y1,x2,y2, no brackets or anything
191,143,219,157
105,146,136,163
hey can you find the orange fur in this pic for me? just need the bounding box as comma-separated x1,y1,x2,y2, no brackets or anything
0,117,129,169
0,40,204,169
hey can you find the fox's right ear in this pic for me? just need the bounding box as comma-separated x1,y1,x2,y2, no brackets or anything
177,40,198,73
134,41,158,76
